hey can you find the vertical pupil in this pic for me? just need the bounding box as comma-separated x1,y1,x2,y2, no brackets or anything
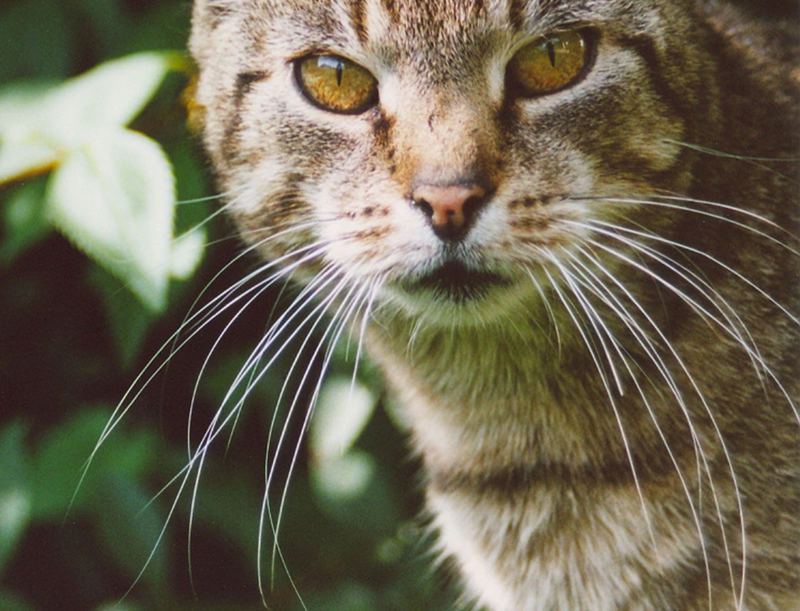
546,39,556,67
316,56,346,86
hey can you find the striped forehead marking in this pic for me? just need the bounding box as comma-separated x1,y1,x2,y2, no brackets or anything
344,0,531,43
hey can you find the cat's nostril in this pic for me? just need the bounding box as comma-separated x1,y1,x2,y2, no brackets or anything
414,198,435,220
463,195,483,218
411,183,488,240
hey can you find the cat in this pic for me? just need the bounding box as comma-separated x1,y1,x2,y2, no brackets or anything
186,0,799,608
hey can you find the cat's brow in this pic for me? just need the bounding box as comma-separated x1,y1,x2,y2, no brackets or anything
508,0,527,31
348,0,368,44
265,5,355,51
269,0,592,55
350,0,533,35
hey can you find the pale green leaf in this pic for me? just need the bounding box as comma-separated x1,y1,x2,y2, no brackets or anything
0,141,60,185
0,82,61,184
41,51,181,149
0,51,179,184
46,128,176,311
310,450,399,534
309,376,377,463
311,450,376,504
169,227,206,280
0,80,56,123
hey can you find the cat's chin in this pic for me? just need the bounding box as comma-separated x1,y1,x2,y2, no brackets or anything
409,261,510,304
385,260,525,324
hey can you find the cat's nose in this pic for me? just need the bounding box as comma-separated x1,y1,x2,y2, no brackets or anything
411,183,488,241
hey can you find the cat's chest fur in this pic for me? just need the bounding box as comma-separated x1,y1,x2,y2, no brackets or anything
189,0,799,608
428,482,693,610
366,300,758,610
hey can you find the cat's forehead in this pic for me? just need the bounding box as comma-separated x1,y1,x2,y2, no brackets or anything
236,0,645,84
251,0,620,51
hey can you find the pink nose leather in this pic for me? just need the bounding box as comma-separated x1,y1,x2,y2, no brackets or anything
411,184,487,234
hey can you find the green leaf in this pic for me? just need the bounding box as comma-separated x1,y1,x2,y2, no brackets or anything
32,413,105,521
171,452,261,561
309,376,377,463
0,423,32,575
46,128,176,311
89,266,155,369
0,178,52,265
94,475,169,595
31,409,157,521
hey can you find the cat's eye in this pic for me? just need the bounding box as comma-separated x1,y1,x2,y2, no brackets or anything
507,30,589,96
295,54,378,114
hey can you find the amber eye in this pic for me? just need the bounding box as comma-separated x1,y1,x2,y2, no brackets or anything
295,54,378,114
507,30,589,96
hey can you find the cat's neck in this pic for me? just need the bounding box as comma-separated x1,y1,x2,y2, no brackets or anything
365,306,694,482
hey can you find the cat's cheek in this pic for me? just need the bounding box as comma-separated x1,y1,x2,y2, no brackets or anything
497,150,598,238
225,160,295,216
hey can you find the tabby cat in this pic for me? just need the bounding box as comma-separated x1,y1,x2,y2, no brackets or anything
186,0,799,608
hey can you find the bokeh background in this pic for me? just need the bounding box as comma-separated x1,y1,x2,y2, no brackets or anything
0,1,457,608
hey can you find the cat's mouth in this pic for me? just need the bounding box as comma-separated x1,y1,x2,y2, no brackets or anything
406,261,509,303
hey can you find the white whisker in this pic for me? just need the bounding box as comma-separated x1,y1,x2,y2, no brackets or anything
539,254,659,554
577,195,800,257
568,231,754,602
562,246,715,601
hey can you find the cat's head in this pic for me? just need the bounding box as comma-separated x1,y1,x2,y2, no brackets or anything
190,0,718,324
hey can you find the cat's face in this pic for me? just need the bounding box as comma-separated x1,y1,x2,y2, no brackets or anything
191,0,716,323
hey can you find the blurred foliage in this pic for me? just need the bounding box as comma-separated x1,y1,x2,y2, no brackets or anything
0,1,457,608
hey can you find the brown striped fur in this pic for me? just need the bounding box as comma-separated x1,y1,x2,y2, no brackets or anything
190,1,799,608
